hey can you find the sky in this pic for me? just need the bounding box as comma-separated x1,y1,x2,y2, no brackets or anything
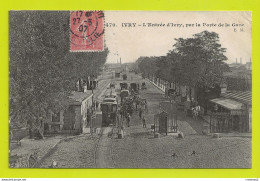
103,11,252,64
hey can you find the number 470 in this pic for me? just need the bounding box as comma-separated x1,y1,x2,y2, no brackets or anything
79,25,88,32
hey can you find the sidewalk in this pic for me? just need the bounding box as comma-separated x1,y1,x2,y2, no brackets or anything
176,111,203,134
145,78,198,136
10,135,65,168
146,78,165,93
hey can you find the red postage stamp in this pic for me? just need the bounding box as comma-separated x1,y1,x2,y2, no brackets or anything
70,11,104,52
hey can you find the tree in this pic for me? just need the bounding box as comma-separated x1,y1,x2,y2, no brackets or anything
172,31,228,107
9,11,108,133
135,56,158,78
173,31,228,88
136,31,229,106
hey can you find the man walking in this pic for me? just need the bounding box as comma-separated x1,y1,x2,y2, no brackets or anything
142,117,146,128
139,107,143,120
126,112,131,127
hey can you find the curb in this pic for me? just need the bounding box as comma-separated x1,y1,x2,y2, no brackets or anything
210,133,252,138
33,138,63,168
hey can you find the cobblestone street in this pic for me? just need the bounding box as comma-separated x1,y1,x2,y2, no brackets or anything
40,73,251,168
40,135,100,168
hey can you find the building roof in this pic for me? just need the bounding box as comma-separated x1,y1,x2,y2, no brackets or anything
67,91,93,105
225,63,251,77
222,91,252,105
210,98,244,110
115,68,122,73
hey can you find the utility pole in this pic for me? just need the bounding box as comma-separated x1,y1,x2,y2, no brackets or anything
91,61,94,135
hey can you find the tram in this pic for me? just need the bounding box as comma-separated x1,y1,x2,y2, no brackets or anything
100,95,118,126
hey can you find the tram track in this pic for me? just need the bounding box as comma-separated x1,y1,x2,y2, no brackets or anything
93,126,115,168
93,127,105,168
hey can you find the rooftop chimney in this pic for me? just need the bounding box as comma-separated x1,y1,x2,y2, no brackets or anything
220,83,227,95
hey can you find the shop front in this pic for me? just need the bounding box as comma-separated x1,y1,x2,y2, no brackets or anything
209,98,249,133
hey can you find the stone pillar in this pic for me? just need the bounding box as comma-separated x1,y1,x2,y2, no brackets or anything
60,110,64,131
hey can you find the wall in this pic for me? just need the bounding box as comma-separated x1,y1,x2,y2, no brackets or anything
249,107,252,132
74,106,82,130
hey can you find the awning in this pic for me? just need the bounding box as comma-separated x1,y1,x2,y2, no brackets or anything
210,98,244,110
222,91,251,105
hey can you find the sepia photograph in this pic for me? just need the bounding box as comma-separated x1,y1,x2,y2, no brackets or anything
9,11,252,168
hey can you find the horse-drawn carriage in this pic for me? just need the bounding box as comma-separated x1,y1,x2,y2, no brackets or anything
110,82,116,88
120,89,130,103
120,82,128,90
141,82,147,89
121,97,134,116
139,98,148,110
130,83,139,95
122,74,127,80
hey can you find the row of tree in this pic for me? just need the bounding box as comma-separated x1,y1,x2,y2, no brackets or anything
136,31,230,92
9,11,108,130
136,31,230,108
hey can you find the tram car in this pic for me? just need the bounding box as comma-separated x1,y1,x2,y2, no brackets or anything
100,96,118,126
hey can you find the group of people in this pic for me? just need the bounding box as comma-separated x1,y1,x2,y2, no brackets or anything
191,104,201,120
118,94,148,128
184,99,201,120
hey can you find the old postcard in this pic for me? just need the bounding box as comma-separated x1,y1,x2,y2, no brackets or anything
9,11,252,168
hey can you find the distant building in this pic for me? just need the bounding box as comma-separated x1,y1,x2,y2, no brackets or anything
209,90,252,133
115,68,122,78
224,63,251,91
106,63,122,71
207,61,252,133
245,61,252,70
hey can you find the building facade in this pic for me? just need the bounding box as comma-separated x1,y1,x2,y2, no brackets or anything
45,92,93,134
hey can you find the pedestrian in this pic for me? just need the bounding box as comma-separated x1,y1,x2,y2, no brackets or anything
194,104,200,120
139,107,143,120
120,109,124,118
131,89,134,96
96,101,99,110
142,117,146,128
126,112,131,127
144,99,148,113
135,96,140,110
